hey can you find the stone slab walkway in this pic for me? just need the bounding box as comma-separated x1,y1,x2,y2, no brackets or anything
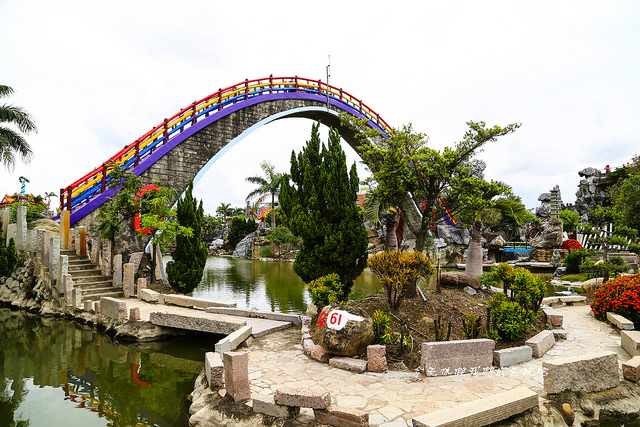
113,298,292,337
245,305,633,426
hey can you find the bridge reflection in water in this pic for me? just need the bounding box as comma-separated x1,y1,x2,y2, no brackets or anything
0,308,206,426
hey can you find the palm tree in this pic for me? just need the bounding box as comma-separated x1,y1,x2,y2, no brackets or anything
0,85,36,171
216,202,232,223
246,161,283,231
363,191,399,251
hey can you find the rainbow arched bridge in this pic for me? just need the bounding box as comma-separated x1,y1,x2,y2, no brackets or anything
58,76,392,229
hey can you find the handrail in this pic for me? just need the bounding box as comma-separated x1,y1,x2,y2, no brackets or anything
59,76,393,214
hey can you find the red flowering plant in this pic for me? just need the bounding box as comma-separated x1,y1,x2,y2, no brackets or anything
591,273,640,329
561,239,583,252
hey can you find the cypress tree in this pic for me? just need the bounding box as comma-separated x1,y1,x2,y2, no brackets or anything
166,179,208,293
280,122,368,299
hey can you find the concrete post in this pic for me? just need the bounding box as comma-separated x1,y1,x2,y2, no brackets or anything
123,263,135,298
15,205,27,251
42,231,52,267
1,209,9,237
113,254,123,287
223,352,250,402
50,236,60,281
36,229,44,259
57,255,69,294
63,274,74,306
6,224,16,247
136,278,147,299
101,239,112,276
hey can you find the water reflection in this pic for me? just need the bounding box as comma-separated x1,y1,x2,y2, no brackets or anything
0,307,202,427
189,256,380,314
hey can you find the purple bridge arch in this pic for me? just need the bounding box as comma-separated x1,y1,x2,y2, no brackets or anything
58,76,392,250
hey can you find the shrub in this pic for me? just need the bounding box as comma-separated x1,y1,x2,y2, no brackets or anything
0,238,19,277
462,311,482,339
487,292,535,341
628,244,640,255
371,309,394,344
367,251,434,311
258,246,274,258
591,273,640,329
509,268,546,313
561,239,583,252
307,273,343,308
563,248,595,274
227,217,257,250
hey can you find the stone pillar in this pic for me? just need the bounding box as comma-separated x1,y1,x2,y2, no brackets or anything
42,231,52,267
50,236,60,281
123,263,135,298
129,252,144,274
136,278,147,299
113,254,123,287
90,238,100,264
60,210,70,249
153,243,167,284
72,288,82,309
27,230,37,252
1,209,9,237
129,307,140,321
63,274,74,306
15,205,27,251
101,239,112,276
223,352,250,402
83,300,94,312
94,301,101,314
78,226,87,257
367,345,388,373
36,229,44,259
6,224,16,247
57,255,69,294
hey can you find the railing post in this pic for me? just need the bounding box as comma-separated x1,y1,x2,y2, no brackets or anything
358,99,362,113
163,119,168,144
317,79,322,94
339,88,343,101
101,164,107,192
60,189,64,212
269,74,273,93
191,101,197,125
294,76,298,92
244,79,249,100
135,140,140,166
66,185,72,211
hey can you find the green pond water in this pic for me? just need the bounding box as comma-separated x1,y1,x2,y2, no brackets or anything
0,307,207,427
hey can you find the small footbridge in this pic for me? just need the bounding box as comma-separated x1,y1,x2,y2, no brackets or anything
57,76,392,229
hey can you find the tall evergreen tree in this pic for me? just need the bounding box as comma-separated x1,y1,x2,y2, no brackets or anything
280,122,368,299
166,179,208,293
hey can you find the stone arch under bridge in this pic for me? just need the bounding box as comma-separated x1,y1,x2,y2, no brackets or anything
57,77,391,253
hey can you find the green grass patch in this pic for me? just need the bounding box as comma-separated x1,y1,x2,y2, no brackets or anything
561,274,590,282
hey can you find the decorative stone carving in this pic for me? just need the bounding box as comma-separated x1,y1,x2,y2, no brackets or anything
314,305,374,357
531,217,563,248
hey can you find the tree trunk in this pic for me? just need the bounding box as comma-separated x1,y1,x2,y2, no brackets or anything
271,193,276,256
382,214,398,251
465,221,484,279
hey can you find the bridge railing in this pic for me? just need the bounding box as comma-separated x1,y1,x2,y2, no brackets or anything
59,75,393,214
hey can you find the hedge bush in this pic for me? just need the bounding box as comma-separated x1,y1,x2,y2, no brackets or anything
307,273,343,308
591,273,640,329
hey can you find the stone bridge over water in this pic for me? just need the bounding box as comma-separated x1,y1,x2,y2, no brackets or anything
55,76,392,252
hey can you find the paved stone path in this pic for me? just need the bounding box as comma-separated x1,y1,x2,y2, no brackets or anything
245,304,631,426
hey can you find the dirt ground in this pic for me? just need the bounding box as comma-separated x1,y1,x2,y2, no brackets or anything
348,280,548,370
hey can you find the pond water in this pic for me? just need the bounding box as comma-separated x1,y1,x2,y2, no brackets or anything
0,307,206,427
185,256,381,314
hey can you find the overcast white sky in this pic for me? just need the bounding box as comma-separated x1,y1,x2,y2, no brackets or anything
1,0,638,215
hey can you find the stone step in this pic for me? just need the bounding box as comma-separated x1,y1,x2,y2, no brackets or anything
81,290,124,303
82,286,123,296
75,281,114,290
69,274,112,285
68,266,102,275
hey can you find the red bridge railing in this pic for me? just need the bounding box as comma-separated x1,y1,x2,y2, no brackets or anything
59,76,393,214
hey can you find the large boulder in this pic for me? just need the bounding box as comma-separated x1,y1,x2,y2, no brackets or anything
531,217,563,248
314,305,374,357
436,225,470,246
440,272,481,290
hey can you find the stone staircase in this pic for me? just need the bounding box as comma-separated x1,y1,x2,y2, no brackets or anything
62,249,124,302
